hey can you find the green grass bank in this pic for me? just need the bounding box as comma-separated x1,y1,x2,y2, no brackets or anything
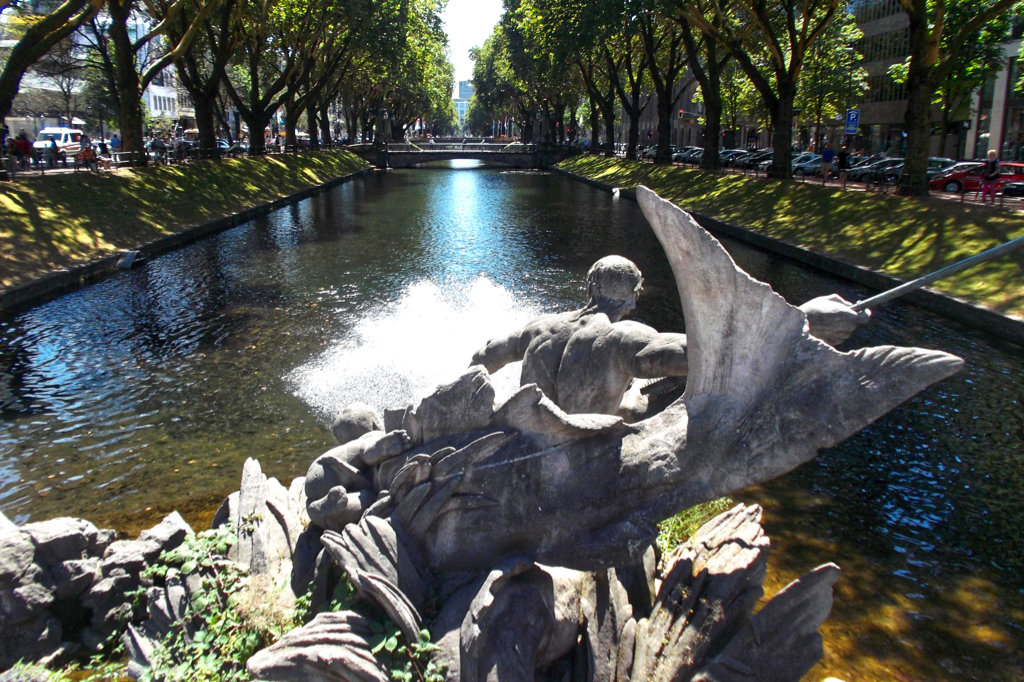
0,150,370,292
557,156,1024,319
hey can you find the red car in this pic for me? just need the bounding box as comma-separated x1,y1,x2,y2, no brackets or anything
930,161,1024,193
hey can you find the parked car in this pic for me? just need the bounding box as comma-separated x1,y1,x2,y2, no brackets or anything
928,161,1024,193
32,127,83,161
741,150,773,168
793,153,822,175
1002,181,1024,197
884,157,957,183
719,149,747,165
672,146,702,162
925,157,956,178
849,157,904,183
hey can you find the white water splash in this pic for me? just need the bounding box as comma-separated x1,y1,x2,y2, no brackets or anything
288,277,544,422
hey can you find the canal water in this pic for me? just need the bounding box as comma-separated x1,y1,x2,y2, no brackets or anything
1,162,1021,680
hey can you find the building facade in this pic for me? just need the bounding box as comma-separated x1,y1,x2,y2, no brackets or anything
453,80,473,132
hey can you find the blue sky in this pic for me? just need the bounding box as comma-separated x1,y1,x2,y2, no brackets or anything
441,0,505,92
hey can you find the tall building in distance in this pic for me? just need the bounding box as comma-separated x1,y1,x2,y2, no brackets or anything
454,80,473,132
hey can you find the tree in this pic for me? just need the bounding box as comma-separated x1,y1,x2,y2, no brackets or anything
794,12,865,150
170,0,242,155
896,0,1020,194
29,36,87,125
672,0,843,178
892,0,1012,166
672,1,732,169
603,17,650,160
221,0,327,154
470,28,535,141
0,0,102,124
98,0,219,156
637,1,688,163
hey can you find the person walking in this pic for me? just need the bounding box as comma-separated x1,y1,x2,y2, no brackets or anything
820,143,834,182
837,145,850,185
14,131,31,171
5,136,17,179
983,150,1001,204
110,134,121,152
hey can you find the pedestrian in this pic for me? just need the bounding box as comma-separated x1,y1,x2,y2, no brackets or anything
5,137,17,179
820,143,834,181
0,122,8,147
983,149,1001,204
49,138,59,168
837,145,849,184
110,134,121,152
15,131,31,171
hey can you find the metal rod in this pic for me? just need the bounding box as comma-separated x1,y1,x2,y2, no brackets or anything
851,233,1024,312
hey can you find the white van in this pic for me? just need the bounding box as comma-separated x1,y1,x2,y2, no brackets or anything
32,127,84,160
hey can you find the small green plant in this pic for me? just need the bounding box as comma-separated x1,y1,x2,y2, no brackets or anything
656,497,735,554
120,525,446,682
368,623,445,682
136,527,298,682
3,660,58,682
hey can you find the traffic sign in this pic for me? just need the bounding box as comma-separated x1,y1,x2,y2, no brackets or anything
845,109,860,135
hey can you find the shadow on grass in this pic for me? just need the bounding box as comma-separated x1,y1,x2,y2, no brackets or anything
0,151,369,289
559,156,1024,317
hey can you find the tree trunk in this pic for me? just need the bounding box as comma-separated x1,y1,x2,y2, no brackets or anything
320,100,332,147
702,96,723,170
306,98,319,150
194,95,217,157
898,2,934,195
285,105,300,147
589,96,600,150
656,89,673,164
108,0,144,158
245,111,272,155
768,90,794,179
627,108,641,161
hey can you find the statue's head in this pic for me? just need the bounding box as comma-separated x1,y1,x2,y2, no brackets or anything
586,256,643,320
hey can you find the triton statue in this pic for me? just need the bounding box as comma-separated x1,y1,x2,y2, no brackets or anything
121,187,962,682
471,253,871,419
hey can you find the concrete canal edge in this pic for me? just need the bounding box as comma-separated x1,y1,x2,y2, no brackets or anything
552,166,1024,346
0,167,373,318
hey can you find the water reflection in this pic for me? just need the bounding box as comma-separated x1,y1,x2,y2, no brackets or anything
0,164,1021,678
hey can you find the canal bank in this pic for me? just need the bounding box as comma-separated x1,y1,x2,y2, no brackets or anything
555,156,1024,344
0,151,371,315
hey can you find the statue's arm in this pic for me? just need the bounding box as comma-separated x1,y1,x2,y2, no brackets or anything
614,323,688,378
799,294,871,346
471,328,527,373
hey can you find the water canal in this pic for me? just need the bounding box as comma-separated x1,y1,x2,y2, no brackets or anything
0,162,1021,679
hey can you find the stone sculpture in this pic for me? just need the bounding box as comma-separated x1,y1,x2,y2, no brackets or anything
471,253,871,419
0,187,963,682
248,187,962,681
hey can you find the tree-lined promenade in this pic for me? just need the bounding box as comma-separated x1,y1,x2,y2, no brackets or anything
1,0,458,157
557,155,1024,318
467,0,1022,195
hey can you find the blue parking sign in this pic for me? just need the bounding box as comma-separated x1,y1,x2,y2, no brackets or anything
845,109,860,135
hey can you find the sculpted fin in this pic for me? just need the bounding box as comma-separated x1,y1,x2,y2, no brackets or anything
635,186,964,488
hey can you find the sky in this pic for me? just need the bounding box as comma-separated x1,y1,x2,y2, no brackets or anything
441,0,505,94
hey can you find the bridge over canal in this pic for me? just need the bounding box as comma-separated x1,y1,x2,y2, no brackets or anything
348,143,579,169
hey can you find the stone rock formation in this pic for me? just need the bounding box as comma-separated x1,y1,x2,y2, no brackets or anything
0,510,190,670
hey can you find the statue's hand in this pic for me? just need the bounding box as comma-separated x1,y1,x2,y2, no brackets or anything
799,294,871,346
